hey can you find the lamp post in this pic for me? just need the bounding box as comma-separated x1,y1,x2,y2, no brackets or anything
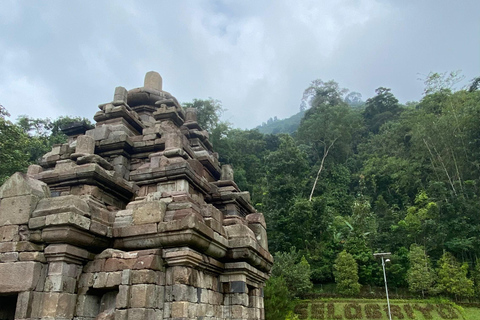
374,252,392,320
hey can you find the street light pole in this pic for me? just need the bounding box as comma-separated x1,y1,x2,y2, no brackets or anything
374,252,392,320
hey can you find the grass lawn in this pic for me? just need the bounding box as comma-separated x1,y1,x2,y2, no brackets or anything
293,298,480,319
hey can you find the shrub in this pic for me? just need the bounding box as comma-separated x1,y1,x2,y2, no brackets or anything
436,252,474,299
310,303,324,319
365,304,382,319
272,248,313,298
436,304,459,319
327,303,342,319
403,304,415,319
265,276,292,320
334,250,361,296
344,303,362,319
407,244,436,297
414,304,434,319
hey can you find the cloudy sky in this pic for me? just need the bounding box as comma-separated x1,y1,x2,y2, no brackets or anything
1,1,478,129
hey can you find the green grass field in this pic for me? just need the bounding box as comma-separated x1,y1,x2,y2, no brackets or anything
292,299,480,319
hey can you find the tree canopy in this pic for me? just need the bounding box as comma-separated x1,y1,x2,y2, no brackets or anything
3,72,480,310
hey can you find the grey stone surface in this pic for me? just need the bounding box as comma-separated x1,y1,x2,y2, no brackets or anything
0,195,40,226
229,281,247,293
0,72,271,320
144,71,162,91
0,172,50,199
0,261,44,293
114,86,128,103
75,134,95,154
132,200,166,225
221,164,234,180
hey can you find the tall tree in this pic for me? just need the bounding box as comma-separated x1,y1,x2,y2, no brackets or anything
264,134,308,209
264,276,292,320
407,244,436,297
472,259,480,295
182,98,225,133
271,248,313,298
0,108,31,184
344,91,364,108
436,251,474,300
297,80,363,201
421,70,464,95
333,250,361,296
16,115,92,163
363,87,402,134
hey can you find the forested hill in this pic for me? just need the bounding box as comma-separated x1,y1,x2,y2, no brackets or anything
3,74,480,316
255,90,363,135
256,110,305,134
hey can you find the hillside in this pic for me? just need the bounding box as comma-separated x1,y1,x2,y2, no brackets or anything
256,110,305,134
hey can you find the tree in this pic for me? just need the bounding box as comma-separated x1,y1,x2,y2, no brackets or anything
333,250,361,296
0,108,30,185
421,70,464,95
271,248,313,298
264,276,292,320
182,98,225,133
398,191,439,246
0,104,8,117
468,76,480,92
344,91,364,108
16,115,93,163
472,259,480,294
406,244,436,297
385,247,409,289
363,87,402,134
297,80,363,201
301,79,348,108
436,251,474,300
264,134,309,209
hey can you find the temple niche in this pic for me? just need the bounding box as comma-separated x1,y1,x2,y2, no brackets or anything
0,71,272,320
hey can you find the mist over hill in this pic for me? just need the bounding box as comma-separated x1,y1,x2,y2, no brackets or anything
256,111,305,134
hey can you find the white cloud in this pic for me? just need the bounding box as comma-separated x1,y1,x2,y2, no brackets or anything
0,46,59,120
0,75,60,121
0,0,478,128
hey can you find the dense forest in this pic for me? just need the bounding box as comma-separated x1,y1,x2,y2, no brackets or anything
2,72,480,317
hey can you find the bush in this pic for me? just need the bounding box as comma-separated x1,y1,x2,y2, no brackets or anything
334,250,361,296
272,248,313,298
436,252,474,299
265,276,292,320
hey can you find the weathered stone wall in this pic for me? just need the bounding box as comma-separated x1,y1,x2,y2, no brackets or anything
0,72,272,320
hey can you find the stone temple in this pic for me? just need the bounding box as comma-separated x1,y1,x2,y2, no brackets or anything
0,72,272,320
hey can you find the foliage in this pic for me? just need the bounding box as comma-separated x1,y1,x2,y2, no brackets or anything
271,248,313,298
0,111,92,185
385,247,409,289
257,111,305,135
292,299,468,320
16,115,92,163
301,79,349,108
333,250,361,296
473,259,480,295
8,72,480,300
435,252,474,299
407,244,436,297
0,109,30,184
297,79,363,200
363,87,402,134
264,276,292,320
398,191,439,247
421,70,464,95
264,134,309,208
345,92,364,108
182,98,225,133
